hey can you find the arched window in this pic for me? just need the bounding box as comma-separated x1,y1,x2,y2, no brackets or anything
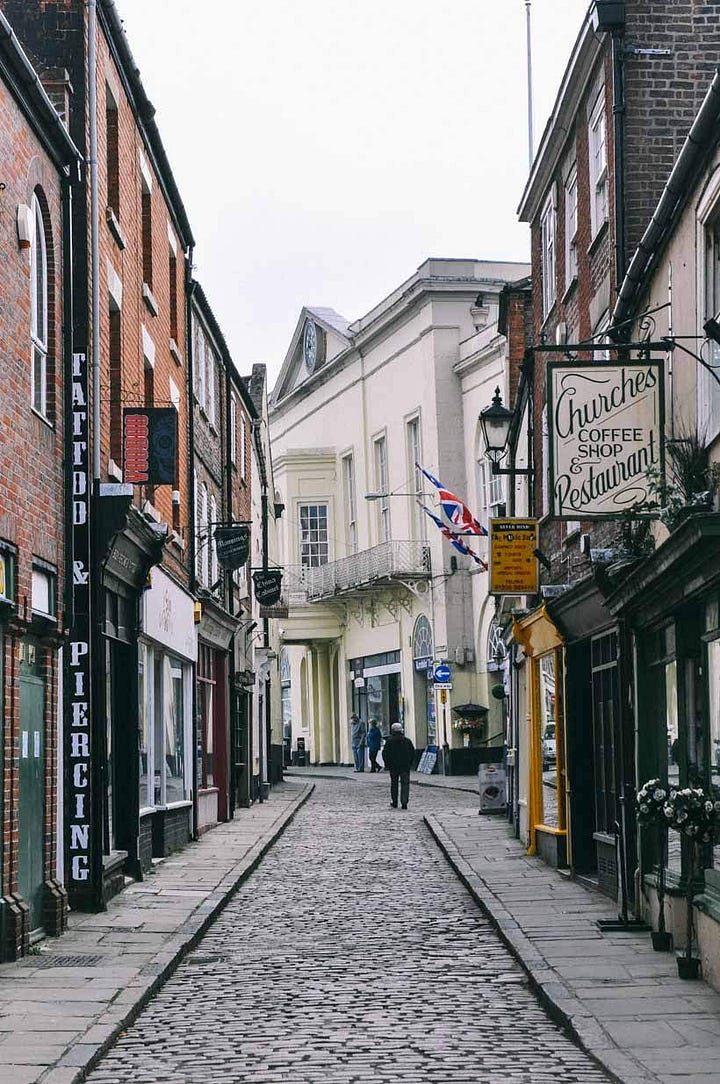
487,619,507,670
412,615,433,670
30,193,49,417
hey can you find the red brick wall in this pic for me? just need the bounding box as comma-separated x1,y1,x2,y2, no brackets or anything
0,81,66,896
94,31,190,587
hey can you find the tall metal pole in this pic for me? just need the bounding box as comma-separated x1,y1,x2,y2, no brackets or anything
88,0,101,482
525,0,534,168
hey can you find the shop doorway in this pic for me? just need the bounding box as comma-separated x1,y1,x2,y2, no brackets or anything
350,652,402,734
18,638,45,932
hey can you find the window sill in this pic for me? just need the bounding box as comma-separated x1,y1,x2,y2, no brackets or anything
107,458,123,482
142,282,159,317
170,530,185,551
561,277,578,305
106,206,127,250
169,338,183,366
31,407,53,430
587,218,609,258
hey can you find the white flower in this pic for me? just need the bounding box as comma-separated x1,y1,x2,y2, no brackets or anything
654,789,666,800
640,803,649,813
705,801,714,813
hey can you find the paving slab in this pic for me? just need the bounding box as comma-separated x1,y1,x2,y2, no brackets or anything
427,810,720,1084
0,780,312,1084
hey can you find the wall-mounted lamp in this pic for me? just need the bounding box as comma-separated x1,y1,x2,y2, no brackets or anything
704,317,720,348
479,387,533,480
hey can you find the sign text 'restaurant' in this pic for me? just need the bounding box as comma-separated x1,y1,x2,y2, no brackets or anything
548,361,664,519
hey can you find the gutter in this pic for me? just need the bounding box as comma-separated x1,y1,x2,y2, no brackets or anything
611,66,720,338
0,11,80,168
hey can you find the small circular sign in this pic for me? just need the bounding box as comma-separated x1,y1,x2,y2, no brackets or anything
434,663,451,683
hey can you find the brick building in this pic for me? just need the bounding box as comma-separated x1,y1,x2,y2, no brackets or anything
0,0,196,908
190,284,256,831
506,0,720,897
0,10,79,957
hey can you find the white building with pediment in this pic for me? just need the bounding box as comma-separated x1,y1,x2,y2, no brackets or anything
269,258,529,766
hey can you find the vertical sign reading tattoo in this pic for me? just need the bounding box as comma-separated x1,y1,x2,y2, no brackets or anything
66,351,93,901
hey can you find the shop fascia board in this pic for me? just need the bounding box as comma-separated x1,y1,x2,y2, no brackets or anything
605,512,720,621
545,572,617,641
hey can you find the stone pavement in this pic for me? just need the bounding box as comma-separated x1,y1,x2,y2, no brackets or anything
85,776,611,1084
428,810,720,1084
286,763,479,794
0,780,312,1084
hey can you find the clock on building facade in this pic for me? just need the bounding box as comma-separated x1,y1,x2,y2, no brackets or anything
303,319,318,374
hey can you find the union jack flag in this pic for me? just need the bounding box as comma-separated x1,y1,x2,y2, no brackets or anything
420,505,488,570
416,463,487,536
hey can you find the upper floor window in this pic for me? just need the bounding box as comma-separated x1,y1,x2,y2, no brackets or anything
141,173,153,289
209,494,218,589
540,190,556,320
373,435,391,542
565,165,578,288
589,93,608,238
230,395,238,464
200,483,209,587
30,194,49,419
406,415,425,540
299,504,329,567
32,561,57,619
168,244,178,341
106,87,119,219
701,211,720,439
240,412,248,480
342,453,358,555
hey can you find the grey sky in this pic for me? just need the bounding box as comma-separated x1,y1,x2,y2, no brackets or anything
116,0,589,384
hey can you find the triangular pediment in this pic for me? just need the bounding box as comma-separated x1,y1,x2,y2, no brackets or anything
272,306,352,404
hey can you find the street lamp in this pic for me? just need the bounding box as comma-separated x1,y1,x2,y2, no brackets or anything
479,387,514,465
364,491,427,501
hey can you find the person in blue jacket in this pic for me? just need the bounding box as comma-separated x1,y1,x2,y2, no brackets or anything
367,718,383,773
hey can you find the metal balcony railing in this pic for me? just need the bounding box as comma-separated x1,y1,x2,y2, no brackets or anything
282,540,431,604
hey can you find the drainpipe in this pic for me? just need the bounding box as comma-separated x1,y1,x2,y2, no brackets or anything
224,354,236,817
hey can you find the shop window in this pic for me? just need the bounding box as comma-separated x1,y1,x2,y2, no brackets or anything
707,638,720,869
145,646,190,808
538,652,561,829
31,562,56,619
280,648,292,744
139,643,152,810
198,644,215,789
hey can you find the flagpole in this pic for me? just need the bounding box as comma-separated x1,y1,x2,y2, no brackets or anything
525,0,534,168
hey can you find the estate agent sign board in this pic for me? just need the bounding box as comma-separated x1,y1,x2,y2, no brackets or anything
490,519,538,595
548,360,664,519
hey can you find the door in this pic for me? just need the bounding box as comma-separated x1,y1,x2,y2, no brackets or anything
18,638,45,932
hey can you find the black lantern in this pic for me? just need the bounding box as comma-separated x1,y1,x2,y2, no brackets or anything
479,387,514,464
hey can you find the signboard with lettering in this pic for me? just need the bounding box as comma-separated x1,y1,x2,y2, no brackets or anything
490,518,539,595
253,569,283,607
66,351,94,905
214,525,250,571
123,407,178,485
548,361,664,519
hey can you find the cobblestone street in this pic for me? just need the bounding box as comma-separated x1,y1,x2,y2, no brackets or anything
85,778,611,1084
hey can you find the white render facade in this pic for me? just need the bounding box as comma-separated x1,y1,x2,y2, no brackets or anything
269,258,529,765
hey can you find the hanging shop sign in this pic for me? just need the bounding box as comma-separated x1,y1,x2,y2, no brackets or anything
123,407,178,485
214,525,250,571
253,568,283,606
548,360,664,519
490,518,538,595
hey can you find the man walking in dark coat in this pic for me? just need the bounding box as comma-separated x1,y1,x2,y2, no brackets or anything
382,723,415,809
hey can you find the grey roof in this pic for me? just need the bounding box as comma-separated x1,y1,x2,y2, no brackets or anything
306,307,352,340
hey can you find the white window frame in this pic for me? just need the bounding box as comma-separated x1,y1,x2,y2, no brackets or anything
373,435,391,543
230,396,238,464
565,165,578,289
342,453,358,555
698,190,720,441
200,483,209,587
589,93,608,238
209,494,218,589
30,194,49,419
197,328,206,411
406,415,425,541
299,503,329,567
240,413,247,481
206,345,216,428
541,189,556,320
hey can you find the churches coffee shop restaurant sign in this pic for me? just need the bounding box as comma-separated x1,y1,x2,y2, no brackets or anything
547,360,664,518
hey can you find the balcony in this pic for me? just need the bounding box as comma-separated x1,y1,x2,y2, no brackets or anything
283,540,431,604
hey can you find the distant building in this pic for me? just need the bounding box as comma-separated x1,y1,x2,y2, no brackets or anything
270,259,528,769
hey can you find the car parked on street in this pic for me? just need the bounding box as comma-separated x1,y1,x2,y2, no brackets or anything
542,723,556,770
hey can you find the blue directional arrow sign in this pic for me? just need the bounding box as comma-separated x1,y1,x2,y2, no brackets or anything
433,663,452,683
